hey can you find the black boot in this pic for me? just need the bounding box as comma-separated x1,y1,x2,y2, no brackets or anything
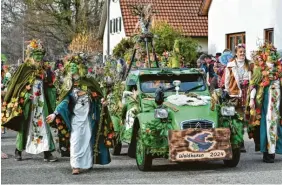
15,149,22,161
240,142,247,153
255,144,260,152
263,152,275,163
254,126,260,152
44,151,58,162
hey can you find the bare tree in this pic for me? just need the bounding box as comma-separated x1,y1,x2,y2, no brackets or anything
1,0,26,63
1,0,104,63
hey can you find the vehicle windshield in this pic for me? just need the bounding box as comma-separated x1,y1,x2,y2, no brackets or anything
140,74,206,93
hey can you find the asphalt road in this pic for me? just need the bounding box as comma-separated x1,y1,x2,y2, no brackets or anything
1,130,282,184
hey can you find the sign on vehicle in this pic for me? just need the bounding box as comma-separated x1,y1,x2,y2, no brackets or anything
168,128,232,162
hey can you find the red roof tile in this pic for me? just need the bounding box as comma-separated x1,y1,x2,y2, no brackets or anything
120,0,207,37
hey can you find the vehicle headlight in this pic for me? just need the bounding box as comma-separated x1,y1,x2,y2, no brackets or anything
154,108,168,119
221,106,235,116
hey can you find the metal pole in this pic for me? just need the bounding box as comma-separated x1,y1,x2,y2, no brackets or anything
22,24,24,64
151,41,159,68
22,30,25,61
22,4,25,64
107,0,110,57
125,48,136,80
145,38,150,68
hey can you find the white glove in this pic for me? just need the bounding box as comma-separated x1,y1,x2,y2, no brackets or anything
249,99,255,109
46,114,56,123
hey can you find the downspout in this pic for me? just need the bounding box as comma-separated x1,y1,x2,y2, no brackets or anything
107,0,110,57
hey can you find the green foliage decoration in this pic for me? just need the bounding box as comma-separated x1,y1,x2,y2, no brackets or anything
113,38,135,59
151,21,182,54
140,119,173,157
216,105,244,149
151,21,200,66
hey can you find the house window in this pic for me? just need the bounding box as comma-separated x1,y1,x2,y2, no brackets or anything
226,32,246,53
119,17,122,32
110,17,122,34
265,28,274,44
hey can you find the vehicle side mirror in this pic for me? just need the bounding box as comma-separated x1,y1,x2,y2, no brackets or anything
221,91,230,103
155,86,165,106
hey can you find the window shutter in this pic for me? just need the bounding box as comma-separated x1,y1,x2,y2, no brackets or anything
116,18,118,32
114,19,117,33
110,20,112,33
115,18,117,33
119,17,122,32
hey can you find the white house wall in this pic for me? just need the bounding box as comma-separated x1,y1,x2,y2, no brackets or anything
194,37,208,53
103,0,126,61
274,0,282,51
208,0,281,58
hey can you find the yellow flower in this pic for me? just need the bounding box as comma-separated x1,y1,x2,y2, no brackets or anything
250,109,255,116
61,129,67,135
81,85,87,91
106,140,112,146
254,120,261,126
30,40,38,49
7,103,13,108
20,92,26,97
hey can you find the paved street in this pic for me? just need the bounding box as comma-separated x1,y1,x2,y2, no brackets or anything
1,130,282,184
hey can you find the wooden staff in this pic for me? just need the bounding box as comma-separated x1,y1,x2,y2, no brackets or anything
93,89,109,164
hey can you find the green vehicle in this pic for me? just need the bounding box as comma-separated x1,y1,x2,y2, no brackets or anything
109,68,243,171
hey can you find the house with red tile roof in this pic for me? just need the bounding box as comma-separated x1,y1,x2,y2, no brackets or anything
205,0,282,58
99,0,209,60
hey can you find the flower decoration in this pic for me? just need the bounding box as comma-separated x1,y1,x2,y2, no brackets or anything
251,43,279,64
25,39,46,58
251,43,281,87
248,43,281,127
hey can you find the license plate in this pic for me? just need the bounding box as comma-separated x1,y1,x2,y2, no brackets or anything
168,128,232,162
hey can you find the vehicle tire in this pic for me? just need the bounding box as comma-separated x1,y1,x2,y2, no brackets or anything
223,148,240,167
111,142,122,155
128,141,136,158
128,123,138,158
136,128,152,171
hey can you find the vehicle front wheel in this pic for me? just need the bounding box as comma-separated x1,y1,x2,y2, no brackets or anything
223,148,240,167
136,128,152,171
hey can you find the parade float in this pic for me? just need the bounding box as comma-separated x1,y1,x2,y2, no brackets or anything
107,4,243,171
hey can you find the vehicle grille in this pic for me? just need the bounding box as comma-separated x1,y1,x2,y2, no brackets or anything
181,120,214,129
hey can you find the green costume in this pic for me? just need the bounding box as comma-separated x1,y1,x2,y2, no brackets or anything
2,40,57,155
2,62,57,153
168,40,180,68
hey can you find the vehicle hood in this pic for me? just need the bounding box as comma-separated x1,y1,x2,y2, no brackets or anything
167,103,218,129
140,92,218,129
